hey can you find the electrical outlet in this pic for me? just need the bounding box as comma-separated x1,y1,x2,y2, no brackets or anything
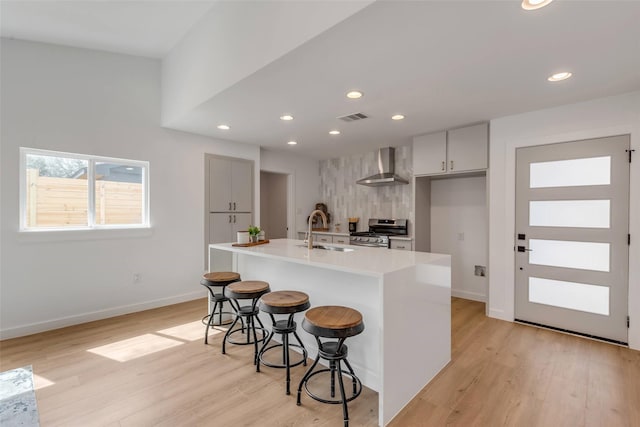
474,265,486,277
133,273,142,283
458,232,465,241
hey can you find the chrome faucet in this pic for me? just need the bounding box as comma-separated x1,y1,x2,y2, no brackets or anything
308,209,328,249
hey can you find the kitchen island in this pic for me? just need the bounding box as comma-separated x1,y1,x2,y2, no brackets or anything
208,239,451,426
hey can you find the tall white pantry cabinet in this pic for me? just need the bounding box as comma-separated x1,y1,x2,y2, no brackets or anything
205,154,254,265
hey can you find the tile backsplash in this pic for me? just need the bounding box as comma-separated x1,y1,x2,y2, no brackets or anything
319,145,413,233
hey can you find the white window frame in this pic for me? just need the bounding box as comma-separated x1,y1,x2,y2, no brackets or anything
20,147,150,232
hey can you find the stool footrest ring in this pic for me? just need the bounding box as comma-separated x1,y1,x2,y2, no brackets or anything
259,343,307,369
301,369,362,405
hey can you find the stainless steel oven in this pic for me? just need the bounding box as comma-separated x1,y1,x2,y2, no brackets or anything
349,218,408,248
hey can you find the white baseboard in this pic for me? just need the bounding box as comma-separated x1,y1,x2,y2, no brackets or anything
451,289,486,302
0,291,204,340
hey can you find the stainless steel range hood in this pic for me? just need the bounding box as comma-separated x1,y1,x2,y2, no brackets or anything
356,147,409,187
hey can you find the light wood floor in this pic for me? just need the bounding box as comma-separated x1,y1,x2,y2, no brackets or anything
1,298,639,426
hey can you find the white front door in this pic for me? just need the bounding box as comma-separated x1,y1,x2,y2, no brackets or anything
515,135,630,344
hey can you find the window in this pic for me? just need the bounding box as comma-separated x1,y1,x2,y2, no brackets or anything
20,148,149,231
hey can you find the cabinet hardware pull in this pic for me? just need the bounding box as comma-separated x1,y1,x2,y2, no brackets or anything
233,215,236,223
441,161,445,171
228,215,232,223
229,202,232,210
233,202,236,210
450,160,454,170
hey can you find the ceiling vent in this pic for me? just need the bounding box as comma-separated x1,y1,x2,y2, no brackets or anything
338,112,368,122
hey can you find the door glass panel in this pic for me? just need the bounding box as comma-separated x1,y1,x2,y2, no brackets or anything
529,200,610,228
529,156,610,188
529,277,609,315
529,239,610,272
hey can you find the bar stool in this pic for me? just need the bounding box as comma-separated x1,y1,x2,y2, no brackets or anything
257,290,310,395
296,306,364,427
200,271,240,344
222,280,270,365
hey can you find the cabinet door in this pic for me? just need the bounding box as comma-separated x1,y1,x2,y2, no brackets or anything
209,213,233,243
333,236,349,244
413,131,447,176
231,213,252,236
316,234,332,243
390,240,412,251
447,123,488,172
209,157,232,212
231,160,253,212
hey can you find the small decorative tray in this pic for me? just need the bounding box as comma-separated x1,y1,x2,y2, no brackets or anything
232,240,270,247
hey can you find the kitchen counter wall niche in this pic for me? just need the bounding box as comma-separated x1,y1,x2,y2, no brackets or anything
319,145,413,232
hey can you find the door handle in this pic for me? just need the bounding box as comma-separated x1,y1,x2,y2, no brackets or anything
233,202,236,210
233,215,236,223
450,160,454,170
229,202,232,210
517,246,533,252
228,215,232,223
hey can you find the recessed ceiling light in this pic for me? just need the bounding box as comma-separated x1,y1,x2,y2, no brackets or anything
521,0,553,10
547,72,572,82
125,167,134,171
346,91,363,99
217,124,230,130
329,130,341,135
287,140,297,145
280,115,294,121
391,114,405,121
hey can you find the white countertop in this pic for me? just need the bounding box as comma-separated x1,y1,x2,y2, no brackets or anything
389,236,413,241
210,239,449,277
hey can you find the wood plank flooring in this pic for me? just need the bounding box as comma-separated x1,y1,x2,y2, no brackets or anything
1,297,639,426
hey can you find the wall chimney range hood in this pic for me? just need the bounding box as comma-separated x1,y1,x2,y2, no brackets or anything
356,147,409,187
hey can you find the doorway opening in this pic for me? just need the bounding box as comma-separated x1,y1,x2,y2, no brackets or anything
260,171,290,239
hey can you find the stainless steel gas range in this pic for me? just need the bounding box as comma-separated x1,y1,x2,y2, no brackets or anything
349,218,408,248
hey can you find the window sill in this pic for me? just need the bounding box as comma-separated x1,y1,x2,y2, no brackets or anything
17,226,153,243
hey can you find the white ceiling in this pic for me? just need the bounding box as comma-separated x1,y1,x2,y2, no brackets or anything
0,0,217,58
2,1,640,159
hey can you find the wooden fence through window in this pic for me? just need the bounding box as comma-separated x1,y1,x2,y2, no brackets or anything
26,169,143,227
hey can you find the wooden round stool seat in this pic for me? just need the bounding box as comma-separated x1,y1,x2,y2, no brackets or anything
302,306,364,339
226,280,270,299
259,290,310,314
202,271,240,284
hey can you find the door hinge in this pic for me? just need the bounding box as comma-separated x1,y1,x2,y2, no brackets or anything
628,315,630,328
629,234,631,245
626,149,635,163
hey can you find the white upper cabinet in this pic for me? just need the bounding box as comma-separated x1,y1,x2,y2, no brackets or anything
208,156,253,212
413,131,447,175
413,123,488,176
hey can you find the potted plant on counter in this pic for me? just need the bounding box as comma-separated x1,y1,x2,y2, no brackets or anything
248,225,261,243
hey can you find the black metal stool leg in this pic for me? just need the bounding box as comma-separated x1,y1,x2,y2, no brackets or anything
292,330,308,366
343,358,358,395
222,314,241,355
257,329,275,372
204,299,219,344
284,332,291,394
297,352,322,405
336,360,349,427
251,315,260,365
330,360,336,398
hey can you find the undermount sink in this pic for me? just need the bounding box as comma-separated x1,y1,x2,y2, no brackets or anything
298,244,355,252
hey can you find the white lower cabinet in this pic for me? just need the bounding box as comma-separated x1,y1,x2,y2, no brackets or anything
315,235,332,243
390,240,413,251
333,236,349,244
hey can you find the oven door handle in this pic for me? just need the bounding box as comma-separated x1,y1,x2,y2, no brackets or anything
350,242,385,247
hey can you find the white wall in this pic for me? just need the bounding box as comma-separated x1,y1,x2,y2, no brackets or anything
260,148,320,238
488,91,640,350
431,176,487,302
0,39,261,339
